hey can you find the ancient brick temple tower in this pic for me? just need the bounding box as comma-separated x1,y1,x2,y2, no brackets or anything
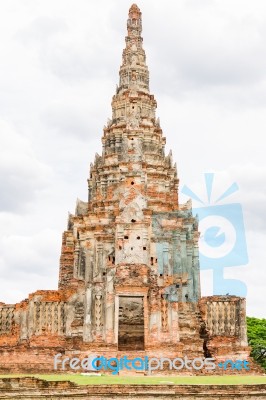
60,2,202,346
0,4,250,373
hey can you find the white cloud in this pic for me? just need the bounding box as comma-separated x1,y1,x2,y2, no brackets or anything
0,119,51,213
0,229,60,304
16,16,68,44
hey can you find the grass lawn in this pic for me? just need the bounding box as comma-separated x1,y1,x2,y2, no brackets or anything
0,374,266,385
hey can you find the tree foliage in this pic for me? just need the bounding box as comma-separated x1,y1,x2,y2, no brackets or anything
247,316,266,370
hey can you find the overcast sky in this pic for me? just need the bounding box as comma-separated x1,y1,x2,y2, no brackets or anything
0,0,265,317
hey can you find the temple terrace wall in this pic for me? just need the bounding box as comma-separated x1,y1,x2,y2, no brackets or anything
0,377,266,399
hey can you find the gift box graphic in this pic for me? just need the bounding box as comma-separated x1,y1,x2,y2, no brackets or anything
182,173,248,297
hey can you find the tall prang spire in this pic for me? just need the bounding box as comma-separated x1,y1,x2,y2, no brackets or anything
105,4,156,133
88,4,179,214
118,3,149,94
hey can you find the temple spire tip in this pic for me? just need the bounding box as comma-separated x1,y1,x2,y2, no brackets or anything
129,4,141,18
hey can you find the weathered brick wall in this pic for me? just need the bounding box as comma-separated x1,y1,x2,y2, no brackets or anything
0,295,258,374
0,305,15,335
200,296,247,342
199,296,252,365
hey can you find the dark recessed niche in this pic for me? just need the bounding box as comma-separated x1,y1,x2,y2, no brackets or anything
131,247,133,250
143,247,146,250
103,272,106,276
119,246,122,250
137,236,140,240
151,257,154,265
160,273,163,277
131,181,134,185
131,138,134,140
131,219,136,223
112,257,115,265
124,235,129,239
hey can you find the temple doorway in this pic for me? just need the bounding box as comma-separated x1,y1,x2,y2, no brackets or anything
118,296,144,351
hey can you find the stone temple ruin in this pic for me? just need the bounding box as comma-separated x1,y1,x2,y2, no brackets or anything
0,4,253,373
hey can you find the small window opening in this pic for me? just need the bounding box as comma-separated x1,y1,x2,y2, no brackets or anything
143,247,146,250
131,219,136,223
